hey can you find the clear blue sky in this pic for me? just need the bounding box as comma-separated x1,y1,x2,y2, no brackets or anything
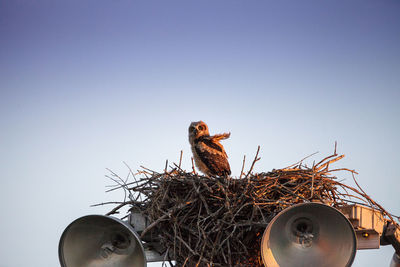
1,1,399,266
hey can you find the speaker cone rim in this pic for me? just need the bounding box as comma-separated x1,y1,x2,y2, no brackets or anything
58,214,146,267
261,202,357,267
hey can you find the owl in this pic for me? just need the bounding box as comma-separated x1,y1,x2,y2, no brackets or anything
188,121,231,177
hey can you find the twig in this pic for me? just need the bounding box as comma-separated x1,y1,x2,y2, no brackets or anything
245,146,260,179
140,202,193,238
179,150,183,169
284,151,319,169
191,157,197,175
239,155,246,179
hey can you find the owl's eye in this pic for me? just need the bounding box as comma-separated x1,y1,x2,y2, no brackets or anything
189,126,195,132
198,125,205,131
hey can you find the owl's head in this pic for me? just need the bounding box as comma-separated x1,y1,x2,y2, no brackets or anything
188,121,210,143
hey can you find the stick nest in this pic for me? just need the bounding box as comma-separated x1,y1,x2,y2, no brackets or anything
99,149,399,267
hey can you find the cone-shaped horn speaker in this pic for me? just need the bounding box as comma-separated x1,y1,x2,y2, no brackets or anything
59,215,146,267
261,203,356,267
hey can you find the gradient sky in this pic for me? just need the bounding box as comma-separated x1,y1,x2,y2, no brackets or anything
1,1,399,266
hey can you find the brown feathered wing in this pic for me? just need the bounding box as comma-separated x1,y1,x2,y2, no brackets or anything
194,136,231,176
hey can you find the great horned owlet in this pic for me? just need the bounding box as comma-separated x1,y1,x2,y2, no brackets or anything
188,121,231,177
